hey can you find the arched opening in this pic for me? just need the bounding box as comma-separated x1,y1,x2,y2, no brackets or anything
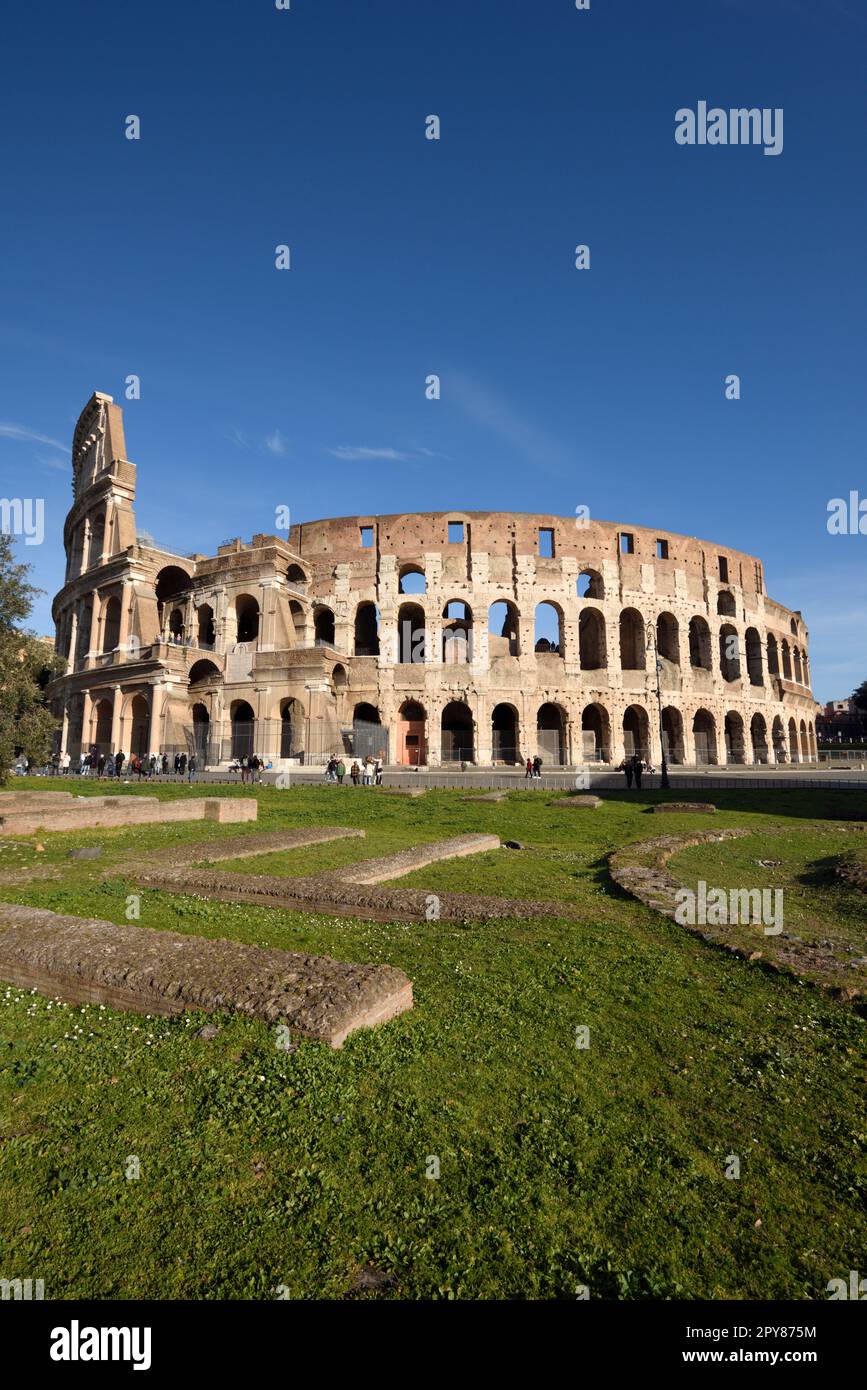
397,602,425,663
441,701,474,764
155,566,191,631
772,717,786,763
398,700,426,766
129,693,150,759
537,702,567,765
197,603,215,647
581,703,611,762
351,702,383,761
88,514,105,570
235,594,260,644
766,634,779,675
790,618,798,636
800,719,809,760
398,565,426,595
793,648,803,684
619,608,646,671
313,605,335,646
280,698,304,758
719,624,740,682
168,607,184,643
577,569,604,600
491,703,519,764
102,595,121,653
288,600,306,643
488,601,519,657
656,612,679,664
781,640,792,680
716,590,736,617
76,597,92,663
688,616,712,670
286,564,307,591
724,711,746,764
661,707,685,764
579,607,606,669
188,659,220,689
534,602,564,656
354,602,380,656
623,704,650,760
751,713,769,764
331,663,347,690
693,709,718,765
231,700,256,759
442,600,472,664
788,716,799,762
92,698,113,753
745,628,763,686
192,703,210,762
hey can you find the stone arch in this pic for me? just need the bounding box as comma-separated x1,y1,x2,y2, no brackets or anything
128,693,150,759
397,699,426,766
719,624,740,682
235,594,260,643
280,697,305,758
536,702,567,766
397,602,425,664
442,600,472,664
196,603,215,647
793,647,803,684
688,616,712,670
790,618,798,636
799,719,809,759
716,590,736,617
491,702,520,764
88,513,105,570
288,599,305,643
724,710,746,764
772,716,786,762
441,701,474,763
661,706,684,764
619,608,646,671
188,659,220,689
577,569,604,600
168,606,184,642
91,697,113,752
750,713,769,763
581,703,611,762
101,595,121,653
155,566,191,630
313,605,335,646
351,702,383,761
781,640,792,679
286,563,308,590
656,612,679,664
692,709,718,765
192,702,210,761
488,601,520,657
579,607,606,669
398,565,426,595
788,716,799,762
745,627,763,686
766,633,779,675
534,602,564,655
623,704,650,760
354,601,380,656
230,700,256,759
331,663,347,689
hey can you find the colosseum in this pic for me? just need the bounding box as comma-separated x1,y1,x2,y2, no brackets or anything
48,392,821,771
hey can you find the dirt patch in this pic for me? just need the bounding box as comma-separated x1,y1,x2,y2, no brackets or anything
0,902,411,1048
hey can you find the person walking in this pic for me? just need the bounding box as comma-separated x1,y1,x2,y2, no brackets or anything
533,754,543,781
350,761,360,786
632,753,643,790
188,754,197,783
162,752,169,775
115,750,125,778
336,758,346,785
61,750,70,776
525,758,533,780
618,757,634,789
97,752,106,779
374,757,383,786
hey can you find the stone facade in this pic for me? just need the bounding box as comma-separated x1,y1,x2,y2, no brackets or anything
48,392,821,769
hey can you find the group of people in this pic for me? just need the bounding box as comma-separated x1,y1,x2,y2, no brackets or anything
325,755,383,786
235,755,269,784
617,754,654,788
49,750,199,781
524,756,545,780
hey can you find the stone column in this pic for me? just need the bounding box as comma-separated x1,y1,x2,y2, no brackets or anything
68,605,79,674
110,685,122,753
88,589,101,665
118,579,133,657
426,702,441,766
683,715,697,767
60,704,70,757
81,689,93,753
150,682,165,753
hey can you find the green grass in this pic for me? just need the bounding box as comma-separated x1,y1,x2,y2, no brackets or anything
0,778,865,1299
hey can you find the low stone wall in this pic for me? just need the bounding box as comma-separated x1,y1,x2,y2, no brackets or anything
0,902,411,1048
334,834,500,884
0,795,257,835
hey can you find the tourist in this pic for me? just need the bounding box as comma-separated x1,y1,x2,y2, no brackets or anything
631,754,643,790
97,752,106,778
533,755,543,780
525,758,533,780
179,752,187,777
188,754,197,783
115,750,125,777
350,761,360,786
61,750,71,776
362,756,372,786
174,753,181,774
618,757,634,789
374,757,383,786
162,753,169,774
336,758,346,785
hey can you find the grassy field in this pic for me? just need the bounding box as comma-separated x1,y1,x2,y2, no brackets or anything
0,777,865,1299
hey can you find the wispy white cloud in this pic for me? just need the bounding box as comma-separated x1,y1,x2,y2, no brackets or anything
329,445,413,462
265,430,288,456
0,422,66,452
448,372,575,476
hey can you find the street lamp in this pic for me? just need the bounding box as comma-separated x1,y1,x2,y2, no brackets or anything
645,620,670,790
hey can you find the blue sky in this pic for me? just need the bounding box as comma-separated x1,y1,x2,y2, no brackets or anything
1,0,864,702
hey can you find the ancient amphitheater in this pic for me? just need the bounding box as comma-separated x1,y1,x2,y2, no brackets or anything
48,392,820,770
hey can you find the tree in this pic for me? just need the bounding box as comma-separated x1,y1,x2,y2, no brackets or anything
0,534,63,780
852,680,867,714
